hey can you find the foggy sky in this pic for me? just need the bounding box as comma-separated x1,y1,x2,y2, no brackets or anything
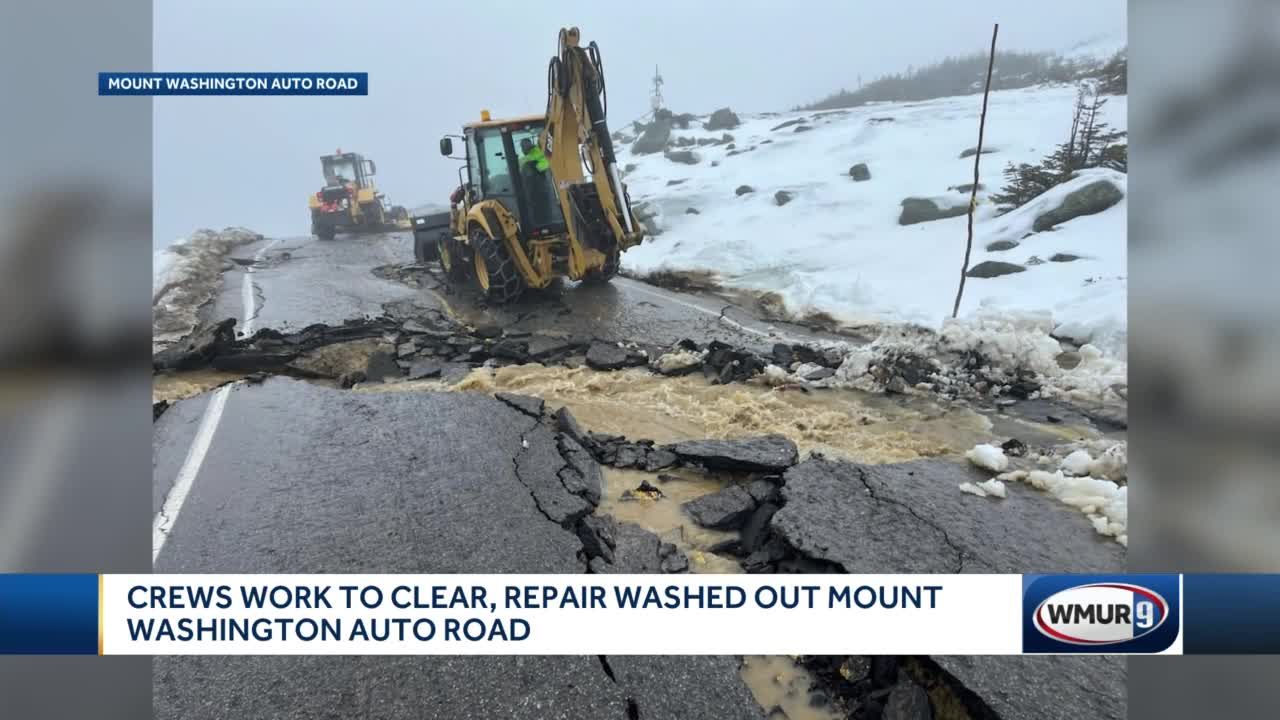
153,0,1126,246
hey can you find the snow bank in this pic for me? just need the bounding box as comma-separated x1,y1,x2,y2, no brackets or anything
619,84,1127,402
153,227,262,348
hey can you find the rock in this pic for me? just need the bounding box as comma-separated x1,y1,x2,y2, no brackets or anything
664,149,701,165
632,120,672,155
959,146,998,159
634,479,664,500
683,485,757,530
337,370,366,388
985,240,1019,252
585,342,646,371
1050,253,1083,263
495,392,544,418
793,125,813,133
1033,179,1124,232
1056,351,1082,370
849,163,871,182
710,161,720,168
666,178,688,186
490,339,531,363
774,190,794,206
899,197,969,225
704,107,740,131
740,503,780,554
771,118,804,131
685,207,700,215
642,448,679,472
803,367,836,382
406,361,442,381
883,680,932,720
965,261,1026,279
364,351,402,382
735,185,755,196
557,433,604,506
591,522,688,573
744,478,781,505
771,343,795,366
1025,255,1045,266
396,341,418,359
577,515,617,564
555,407,591,450
624,163,637,172
666,434,799,472
473,324,503,339
1000,438,1028,457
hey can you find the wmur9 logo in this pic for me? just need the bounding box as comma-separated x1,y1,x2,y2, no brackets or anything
1023,575,1181,653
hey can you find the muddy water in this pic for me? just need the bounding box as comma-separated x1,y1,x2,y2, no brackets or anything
153,370,247,403
740,655,846,720
441,364,998,463
600,467,743,574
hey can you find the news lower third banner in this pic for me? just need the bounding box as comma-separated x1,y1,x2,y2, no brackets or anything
98,72,367,96
1,574,1277,656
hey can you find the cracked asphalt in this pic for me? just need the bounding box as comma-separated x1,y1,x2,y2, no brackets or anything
155,230,1126,719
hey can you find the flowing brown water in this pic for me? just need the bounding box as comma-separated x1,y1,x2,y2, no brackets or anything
437,364,998,463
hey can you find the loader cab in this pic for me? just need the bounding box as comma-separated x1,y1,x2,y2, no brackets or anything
445,114,565,237
320,151,375,190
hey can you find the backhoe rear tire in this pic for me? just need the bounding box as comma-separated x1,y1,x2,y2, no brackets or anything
471,228,525,304
314,224,335,241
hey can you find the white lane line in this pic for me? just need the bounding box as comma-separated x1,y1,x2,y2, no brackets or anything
152,238,279,562
152,385,230,561
618,277,810,345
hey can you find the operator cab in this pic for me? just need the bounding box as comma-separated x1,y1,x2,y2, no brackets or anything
440,114,565,236
320,151,375,191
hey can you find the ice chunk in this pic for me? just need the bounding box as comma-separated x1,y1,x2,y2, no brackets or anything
965,443,1009,472
1061,449,1094,476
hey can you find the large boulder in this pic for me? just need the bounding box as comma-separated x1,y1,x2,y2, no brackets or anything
735,185,755,197
1032,180,1124,232
966,261,1026,278
899,197,969,226
664,149,701,165
632,120,672,155
704,107,740,131
849,163,871,182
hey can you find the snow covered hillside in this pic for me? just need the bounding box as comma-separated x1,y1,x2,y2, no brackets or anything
619,85,1128,362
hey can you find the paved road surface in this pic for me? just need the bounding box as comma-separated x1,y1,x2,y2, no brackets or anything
155,230,1126,718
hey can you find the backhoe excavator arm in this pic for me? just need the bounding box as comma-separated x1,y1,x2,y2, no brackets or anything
542,26,643,265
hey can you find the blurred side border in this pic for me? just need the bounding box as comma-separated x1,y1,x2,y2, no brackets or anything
0,1,153,717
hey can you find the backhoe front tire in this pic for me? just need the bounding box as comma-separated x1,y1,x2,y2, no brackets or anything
581,251,619,285
437,235,468,282
471,228,525,304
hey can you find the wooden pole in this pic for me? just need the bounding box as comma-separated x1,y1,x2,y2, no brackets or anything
952,23,999,319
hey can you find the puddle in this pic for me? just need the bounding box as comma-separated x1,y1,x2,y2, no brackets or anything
600,467,742,574
740,655,846,720
428,364,1004,463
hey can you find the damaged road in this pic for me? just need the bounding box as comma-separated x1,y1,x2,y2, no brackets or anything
154,230,1129,718
154,378,766,719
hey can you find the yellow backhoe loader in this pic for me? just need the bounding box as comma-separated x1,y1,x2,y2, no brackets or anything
435,26,644,302
308,150,408,240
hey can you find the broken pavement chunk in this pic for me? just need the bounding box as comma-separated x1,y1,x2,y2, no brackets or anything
683,484,757,530
494,392,545,418
666,434,799,472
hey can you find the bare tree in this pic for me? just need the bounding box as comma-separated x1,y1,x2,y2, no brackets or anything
952,23,999,319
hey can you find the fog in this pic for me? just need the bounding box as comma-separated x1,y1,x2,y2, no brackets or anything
153,0,1125,246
